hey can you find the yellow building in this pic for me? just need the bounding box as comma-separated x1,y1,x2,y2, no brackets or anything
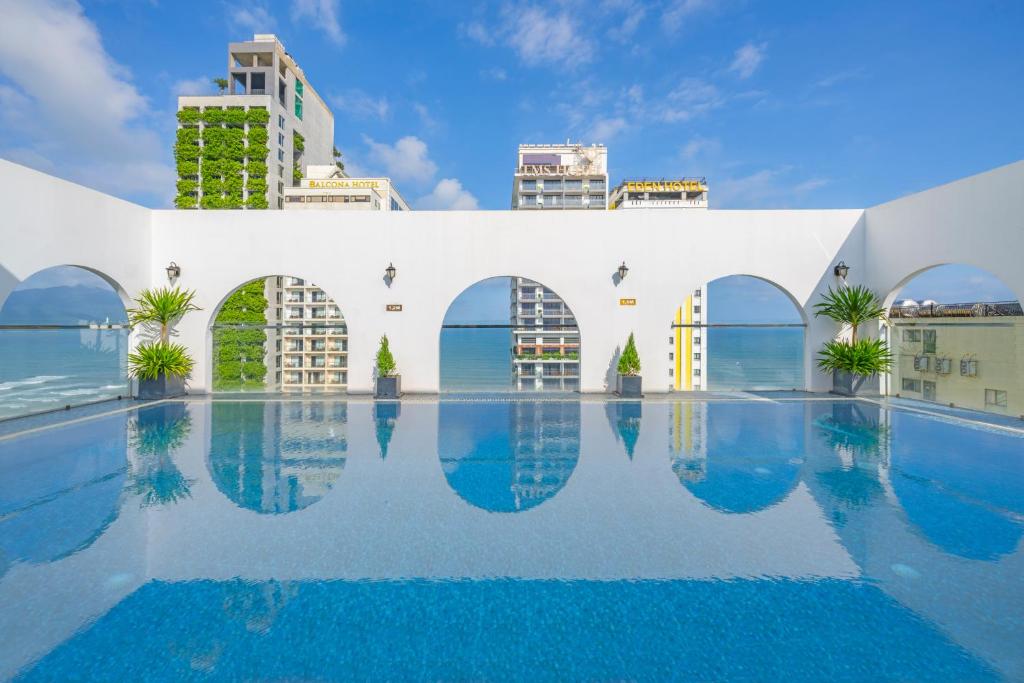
889,302,1024,417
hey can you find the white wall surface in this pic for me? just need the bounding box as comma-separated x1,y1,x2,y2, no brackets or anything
2,157,1021,394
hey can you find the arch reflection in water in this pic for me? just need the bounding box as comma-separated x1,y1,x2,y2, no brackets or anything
605,401,641,459
888,412,1024,561
438,401,580,512
669,402,803,513
208,402,347,514
0,413,128,570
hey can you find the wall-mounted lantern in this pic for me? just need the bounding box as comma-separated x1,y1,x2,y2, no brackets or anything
165,261,181,282
833,261,850,280
617,262,629,280
385,263,397,281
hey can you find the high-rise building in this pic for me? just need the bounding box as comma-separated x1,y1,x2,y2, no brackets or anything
511,143,608,210
610,178,709,390
175,33,335,211
284,166,410,210
507,142,597,390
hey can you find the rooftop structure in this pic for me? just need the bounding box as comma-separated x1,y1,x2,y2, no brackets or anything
284,166,410,211
610,178,709,209
175,34,335,210
511,143,608,210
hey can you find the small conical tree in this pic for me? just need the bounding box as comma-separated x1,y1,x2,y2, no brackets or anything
617,333,641,376
376,335,397,377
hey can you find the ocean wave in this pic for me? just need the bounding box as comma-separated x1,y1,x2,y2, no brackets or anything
58,389,106,397
0,375,69,391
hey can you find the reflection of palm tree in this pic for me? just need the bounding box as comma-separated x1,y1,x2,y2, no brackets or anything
129,410,194,507
814,405,889,511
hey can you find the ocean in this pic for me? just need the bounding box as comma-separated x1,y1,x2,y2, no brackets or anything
0,327,804,419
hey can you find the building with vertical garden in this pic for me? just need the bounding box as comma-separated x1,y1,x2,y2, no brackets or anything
177,33,344,392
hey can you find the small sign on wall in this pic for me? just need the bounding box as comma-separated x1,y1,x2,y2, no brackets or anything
619,298,637,306
386,304,403,312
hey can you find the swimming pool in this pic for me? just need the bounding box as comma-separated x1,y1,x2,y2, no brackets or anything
1,398,1021,681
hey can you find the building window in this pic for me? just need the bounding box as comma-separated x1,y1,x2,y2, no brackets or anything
694,336,701,345
693,306,701,313
923,329,937,353
902,329,921,342
285,195,304,203
278,132,285,146
694,353,701,360
278,164,284,178
694,369,701,376
902,378,921,392
923,380,937,401
278,149,285,162
294,95,303,120
985,388,1008,408
521,179,537,191
278,115,285,128
278,181,284,195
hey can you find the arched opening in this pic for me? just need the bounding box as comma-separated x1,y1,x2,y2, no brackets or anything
0,265,129,419
209,275,348,393
670,275,805,392
440,277,580,393
884,264,1022,415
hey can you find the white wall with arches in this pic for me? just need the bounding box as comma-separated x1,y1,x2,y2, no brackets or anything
2,158,1022,395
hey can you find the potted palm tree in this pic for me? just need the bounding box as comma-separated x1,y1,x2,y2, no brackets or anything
814,285,893,396
127,286,201,400
374,335,401,398
616,332,642,397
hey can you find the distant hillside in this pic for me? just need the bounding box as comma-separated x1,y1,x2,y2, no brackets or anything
0,286,127,325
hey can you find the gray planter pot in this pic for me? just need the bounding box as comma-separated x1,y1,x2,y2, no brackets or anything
137,373,186,400
616,374,643,398
831,370,880,397
375,375,402,399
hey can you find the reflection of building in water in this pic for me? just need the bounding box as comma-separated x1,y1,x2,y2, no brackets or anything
669,402,708,482
508,402,580,509
208,401,346,513
510,278,580,391
888,300,1024,415
264,276,348,392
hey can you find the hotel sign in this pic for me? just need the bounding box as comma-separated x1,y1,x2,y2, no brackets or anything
518,164,592,176
305,179,381,189
619,298,637,306
626,180,706,193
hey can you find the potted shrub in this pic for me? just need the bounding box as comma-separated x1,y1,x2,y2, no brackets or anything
616,332,642,397
127,287,201,400
814,285,893,396
374,335,401,399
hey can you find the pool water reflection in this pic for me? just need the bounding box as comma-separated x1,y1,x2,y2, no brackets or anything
0,398,1021,681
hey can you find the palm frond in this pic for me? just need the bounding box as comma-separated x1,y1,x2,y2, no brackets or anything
817,338,893,375
128,341,195,380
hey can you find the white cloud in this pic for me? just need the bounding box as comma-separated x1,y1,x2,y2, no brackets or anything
0,0,174,207
416,178,479,210
503,5,593,68
588,117,627,141
363,135,438,184
604,0,646,43
291,0,346,46
460,20,494,45
729,42,766,79
172,75,215,97
229,4,276,34
663,0,714,32
657,78,724,122
413,102,438,130
680,136,721,162
793,178,829,193
480,67,508,81
329,89,390,119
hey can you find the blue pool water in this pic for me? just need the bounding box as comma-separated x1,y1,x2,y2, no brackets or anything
1,398,1022,681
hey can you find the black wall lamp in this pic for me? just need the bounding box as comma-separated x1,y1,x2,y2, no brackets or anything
617,262,629,280
165,261,181,281
833,261,850,279
385,263,397,281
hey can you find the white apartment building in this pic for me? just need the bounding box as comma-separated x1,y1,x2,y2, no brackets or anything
510,277,580,391
176,33,335,211
611,178,710,390
265,276,348,392
284,166,409,211
511,143,609,210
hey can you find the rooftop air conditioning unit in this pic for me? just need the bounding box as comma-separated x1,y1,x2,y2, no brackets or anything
960,358,978,377
935,358,952,375
914,355,930,372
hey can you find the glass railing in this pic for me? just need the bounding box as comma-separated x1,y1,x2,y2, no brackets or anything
0,327,130,419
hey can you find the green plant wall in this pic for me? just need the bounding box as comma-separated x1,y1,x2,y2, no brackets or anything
212,279,269,391
173,105,270,210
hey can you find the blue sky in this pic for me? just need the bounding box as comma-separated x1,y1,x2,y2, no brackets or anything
0,0,1021,311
